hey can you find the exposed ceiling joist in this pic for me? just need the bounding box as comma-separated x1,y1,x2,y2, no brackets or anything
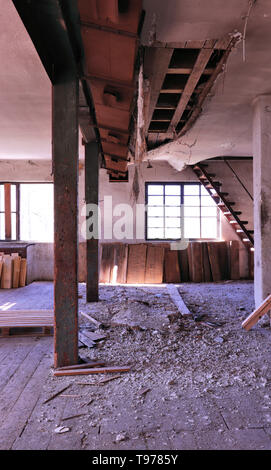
177,34,241,139
78,0,143,180
168,39,217,132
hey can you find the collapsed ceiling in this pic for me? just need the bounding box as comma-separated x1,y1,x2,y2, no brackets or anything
1,0,271,174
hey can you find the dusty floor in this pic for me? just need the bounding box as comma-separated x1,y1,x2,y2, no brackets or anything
0,281,271,450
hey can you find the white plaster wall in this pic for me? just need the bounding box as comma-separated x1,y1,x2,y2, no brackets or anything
0,158,252,280
98,160,245,243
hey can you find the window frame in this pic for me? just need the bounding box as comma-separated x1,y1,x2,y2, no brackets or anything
0,183,20,241
0,182,53,242
145,181,220,241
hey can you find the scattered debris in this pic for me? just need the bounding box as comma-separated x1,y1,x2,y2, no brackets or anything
59,394,82,398
200,321,224,328
115,432,128,443
140,387,151,397
54,426,71,434
78,329,106,349
214,336,224,344
110,301,170,331
54,365,131,377
193,313,206,322
79,311,101,327
62,414,87,421
98,374,122,385
78,331,96,348
58,361,106,371
135,300,151,307
43,385,71,405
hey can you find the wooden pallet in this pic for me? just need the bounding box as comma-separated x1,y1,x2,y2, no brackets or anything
0,309,54,337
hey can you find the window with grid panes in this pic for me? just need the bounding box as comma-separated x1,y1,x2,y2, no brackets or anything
145,183,220,240
0,183,53,242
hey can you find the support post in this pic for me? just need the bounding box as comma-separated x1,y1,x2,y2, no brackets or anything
85,141,99,302
53,76,79,368
252,95,271,308
4,184,11,240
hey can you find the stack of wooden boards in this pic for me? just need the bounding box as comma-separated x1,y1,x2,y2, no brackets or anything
0,253,27,289
99,240,243,284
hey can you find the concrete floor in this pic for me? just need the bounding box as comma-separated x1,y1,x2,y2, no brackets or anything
0,281,271,450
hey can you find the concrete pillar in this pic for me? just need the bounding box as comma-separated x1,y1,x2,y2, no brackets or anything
85,141,99,302
53,76,79,368
252,95,271,307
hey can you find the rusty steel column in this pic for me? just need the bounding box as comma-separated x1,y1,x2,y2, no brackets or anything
85,141,99,302
52,75,79,368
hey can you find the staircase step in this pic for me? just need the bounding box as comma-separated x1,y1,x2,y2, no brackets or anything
205,182,222,188
195,163,208,168
199,174,216,179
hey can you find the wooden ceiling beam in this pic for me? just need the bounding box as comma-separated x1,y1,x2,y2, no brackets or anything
177,35,241,138
144,47,174,131
167,67,214,75
168,39,217,132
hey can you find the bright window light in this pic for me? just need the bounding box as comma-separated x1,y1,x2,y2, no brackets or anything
20,184,54,242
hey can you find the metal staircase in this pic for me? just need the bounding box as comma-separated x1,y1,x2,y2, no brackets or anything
191,162,254,251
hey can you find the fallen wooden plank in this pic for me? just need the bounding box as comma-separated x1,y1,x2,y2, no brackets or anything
166,284,192,316
242,294,271,331
62,413,87,421
79,311,101,327
98,374,122,385
78,331,96,348
57,361,106,371
80,330,106,341
54,366,131,377
43,385,71,404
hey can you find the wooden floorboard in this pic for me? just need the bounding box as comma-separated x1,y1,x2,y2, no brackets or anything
0,339,37,393
46,396,85,450
0,346,52,450
0,339,18,363
13,372,69,450
0,338,51,434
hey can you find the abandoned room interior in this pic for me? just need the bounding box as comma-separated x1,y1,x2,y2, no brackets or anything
1,0,271,453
